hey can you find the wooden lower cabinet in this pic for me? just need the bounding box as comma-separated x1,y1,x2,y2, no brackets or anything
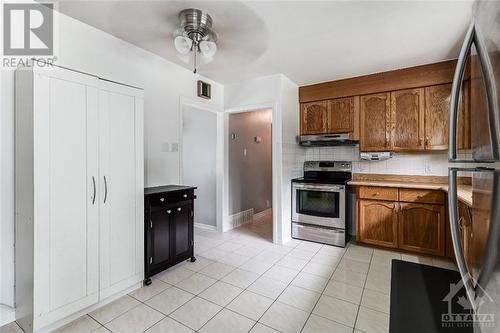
398,203,446,256
357,186,449,257
358,200,399,248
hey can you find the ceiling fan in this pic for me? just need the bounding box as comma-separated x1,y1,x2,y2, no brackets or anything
173,8,218,73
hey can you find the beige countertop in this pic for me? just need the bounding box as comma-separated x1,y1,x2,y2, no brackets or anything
347,179,473,206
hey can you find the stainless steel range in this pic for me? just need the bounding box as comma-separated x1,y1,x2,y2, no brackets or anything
291,161,352,247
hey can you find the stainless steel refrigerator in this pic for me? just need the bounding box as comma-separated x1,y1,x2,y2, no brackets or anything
448,1,500,332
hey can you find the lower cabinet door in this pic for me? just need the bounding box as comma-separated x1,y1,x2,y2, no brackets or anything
173,203,193,261
150,209,172,265
399,203,446,256
358,200,398,248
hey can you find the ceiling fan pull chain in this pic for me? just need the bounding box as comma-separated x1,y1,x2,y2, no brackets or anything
193,42,197,73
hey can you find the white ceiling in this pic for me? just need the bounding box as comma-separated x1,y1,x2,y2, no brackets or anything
56,1,473,85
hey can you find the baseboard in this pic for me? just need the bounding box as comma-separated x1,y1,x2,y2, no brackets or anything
253,208,272,221
194,223,217,231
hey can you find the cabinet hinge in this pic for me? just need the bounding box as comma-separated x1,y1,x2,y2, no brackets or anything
150,257,153,264
190,210,194,218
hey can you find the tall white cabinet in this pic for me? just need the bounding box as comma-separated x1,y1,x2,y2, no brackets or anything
15,66,144,332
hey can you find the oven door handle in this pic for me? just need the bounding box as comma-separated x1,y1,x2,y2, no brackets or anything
292,183,344,191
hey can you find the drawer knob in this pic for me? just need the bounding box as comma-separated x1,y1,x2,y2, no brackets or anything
160,198,165,202
167,210,171,214
177,207,182,212
183,194,188,198
372,192,379,196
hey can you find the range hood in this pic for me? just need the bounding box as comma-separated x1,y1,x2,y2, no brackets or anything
298,134,358,147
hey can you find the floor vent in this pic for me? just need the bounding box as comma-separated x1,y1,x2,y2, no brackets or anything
229,208,254,229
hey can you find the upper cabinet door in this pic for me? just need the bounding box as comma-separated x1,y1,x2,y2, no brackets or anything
327,97,353,133
390,88,425,151
360,93,391,151
425,84,452,150
99,81,144,300
300,101,328,135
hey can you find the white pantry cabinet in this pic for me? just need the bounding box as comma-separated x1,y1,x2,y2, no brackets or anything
15,66,144,332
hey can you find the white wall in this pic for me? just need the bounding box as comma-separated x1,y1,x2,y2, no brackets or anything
0,8,223,307
279,76,300,244
182,106,218,227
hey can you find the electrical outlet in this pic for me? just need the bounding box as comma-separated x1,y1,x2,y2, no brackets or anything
266,200,270,207
424,162,432,174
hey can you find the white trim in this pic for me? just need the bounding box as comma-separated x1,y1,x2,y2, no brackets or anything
223,102,281,244
194,223,217,231
179,97,224,233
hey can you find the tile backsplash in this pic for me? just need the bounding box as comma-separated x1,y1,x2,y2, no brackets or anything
283,143,457,178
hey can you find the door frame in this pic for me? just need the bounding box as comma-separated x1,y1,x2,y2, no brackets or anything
224,103,280,244
179,97,224,232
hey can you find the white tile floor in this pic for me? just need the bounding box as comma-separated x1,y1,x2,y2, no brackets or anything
1,217,457,333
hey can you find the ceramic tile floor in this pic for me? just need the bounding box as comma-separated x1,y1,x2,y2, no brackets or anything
1,218,457,333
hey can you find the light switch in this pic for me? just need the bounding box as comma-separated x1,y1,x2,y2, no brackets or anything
243,148,247,156
161,142,179,153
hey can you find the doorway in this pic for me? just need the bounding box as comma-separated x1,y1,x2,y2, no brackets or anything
228,109,273,240
181,104,219,229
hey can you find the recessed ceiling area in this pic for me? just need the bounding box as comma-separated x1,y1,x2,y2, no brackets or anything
56,1,473,85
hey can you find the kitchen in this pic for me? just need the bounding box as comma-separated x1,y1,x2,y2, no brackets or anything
1,1,499,333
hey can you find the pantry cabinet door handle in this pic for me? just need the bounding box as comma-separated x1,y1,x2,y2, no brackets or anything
91,176,96,205
103,176,108,204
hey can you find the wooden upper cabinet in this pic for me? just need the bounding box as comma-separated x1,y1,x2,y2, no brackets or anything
398,203,446,256
327,97,353,134
390,88,425,151
300,101,328,135
360,93,391,151
425,84,451,150
424,83,470,151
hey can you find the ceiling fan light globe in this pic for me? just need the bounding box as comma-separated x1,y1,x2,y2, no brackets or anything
199,41,217,58
174,36,192,55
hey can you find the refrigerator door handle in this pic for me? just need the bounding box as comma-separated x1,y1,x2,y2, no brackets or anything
449,22,475,162
474,26,500,161
448,167,477,309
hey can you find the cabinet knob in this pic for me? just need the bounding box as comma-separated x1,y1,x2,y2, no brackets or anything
177,207,182,212
183,194,188,198
160,198,165,202
167,210,171,214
